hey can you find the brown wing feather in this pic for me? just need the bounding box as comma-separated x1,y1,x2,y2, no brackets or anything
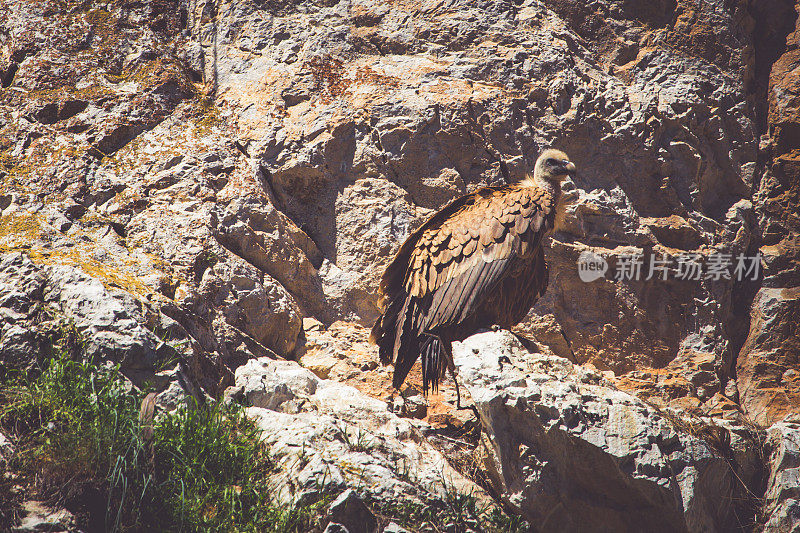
371,184,554,392
378,189,494,300
420,195,548,331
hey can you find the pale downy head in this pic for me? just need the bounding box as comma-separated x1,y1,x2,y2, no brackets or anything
533,149,575,183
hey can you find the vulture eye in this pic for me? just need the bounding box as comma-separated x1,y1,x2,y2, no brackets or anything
546,158,557,165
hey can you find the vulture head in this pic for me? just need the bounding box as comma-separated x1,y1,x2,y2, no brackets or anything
533,148,576,183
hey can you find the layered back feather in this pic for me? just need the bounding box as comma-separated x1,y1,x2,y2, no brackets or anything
370,180,558,392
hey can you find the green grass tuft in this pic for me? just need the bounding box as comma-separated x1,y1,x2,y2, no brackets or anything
0,345,316,532
374,490,530,532
147,400,316,532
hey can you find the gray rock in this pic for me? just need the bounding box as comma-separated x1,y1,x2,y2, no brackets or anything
737,288,800,425
0,324,39,370
327,489,377,533
198,257,302,357
0,253,45,317
226,357,489,508
44,264,159,373
154,379,188,412
398,392,427,420
0,253,46,370
12,501,76,533
211,197,322,322
0,251,195,395
763,423,800,533
324,178,422,321
0,430,13,460
382,523,410,533
452,330,761,532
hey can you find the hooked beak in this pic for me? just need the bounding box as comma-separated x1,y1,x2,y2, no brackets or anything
556,160,576,181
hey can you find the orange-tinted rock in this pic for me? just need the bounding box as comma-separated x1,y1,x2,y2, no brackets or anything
298,320,474,427
739,0,800,426
768,2,800,154
737,287,800,425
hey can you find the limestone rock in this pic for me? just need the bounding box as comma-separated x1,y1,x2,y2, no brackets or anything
452,330,762,532
297,321,471,426
737,288,800,425
740,0,800,429
763,422,800,533
0,252,162,377
44,264,160,373
326,178,421,321
0,253,46,371
212,197,324,319
202,0,759,385
12,501,76,533
197,257,302,358
613,349,737,419
225,356,489,509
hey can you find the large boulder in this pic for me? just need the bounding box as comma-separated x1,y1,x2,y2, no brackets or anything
737,288,800,425
0,252,161,376
44,263,161,372
762,422,800,532
225,356,488,509
0,253,46,371
453,330,763,532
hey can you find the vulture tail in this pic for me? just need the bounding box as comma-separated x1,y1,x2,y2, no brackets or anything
419,334,447,393
378,297,447,394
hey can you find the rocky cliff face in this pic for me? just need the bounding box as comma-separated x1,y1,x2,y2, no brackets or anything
0,0,798,530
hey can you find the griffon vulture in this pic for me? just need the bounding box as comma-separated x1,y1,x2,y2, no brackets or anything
370,149,575,396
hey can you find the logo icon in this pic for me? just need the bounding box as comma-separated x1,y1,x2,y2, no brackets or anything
577,251,608,282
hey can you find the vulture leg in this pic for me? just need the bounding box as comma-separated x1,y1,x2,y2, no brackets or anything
440,341,464,410
422,332,465,410
440,339,476,416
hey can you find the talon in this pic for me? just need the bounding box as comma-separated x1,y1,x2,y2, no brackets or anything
456,404,480,422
